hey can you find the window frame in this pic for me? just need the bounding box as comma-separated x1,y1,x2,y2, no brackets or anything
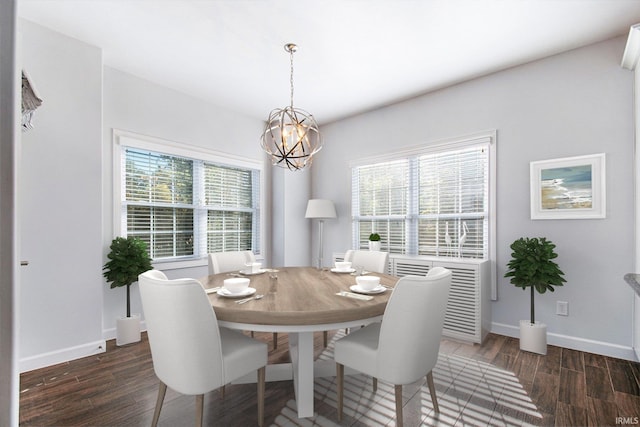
350,130,497,299
112,129,265,270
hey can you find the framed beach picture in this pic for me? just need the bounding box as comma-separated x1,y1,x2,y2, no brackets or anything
530,153,606,220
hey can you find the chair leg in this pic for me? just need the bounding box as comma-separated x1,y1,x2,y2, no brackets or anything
195,394,204,427
323,331,328,347
257,366,266,427
394,384,403,427
273,332,278,350
373,377,378,392
220,385,225,399
427,370,439,413
151,381,167,427
336,363,344,421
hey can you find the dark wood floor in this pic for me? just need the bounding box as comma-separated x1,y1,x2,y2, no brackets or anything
20,332,640,426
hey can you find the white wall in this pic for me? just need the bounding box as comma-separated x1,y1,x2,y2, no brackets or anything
635,64,640,360
19,19,105,371
313,37,637,359
1,1,19,424
629,34,640,360
17,20,271,367
102,67,268,336
271,167,311,267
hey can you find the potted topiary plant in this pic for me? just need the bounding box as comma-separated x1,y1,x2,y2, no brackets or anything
103,236,153,346
368,233,381,251
504,237,566,354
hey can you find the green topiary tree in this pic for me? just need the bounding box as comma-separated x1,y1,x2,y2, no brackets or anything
103,237,153,318
504,237,566,324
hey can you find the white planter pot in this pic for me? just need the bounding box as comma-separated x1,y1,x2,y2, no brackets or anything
368,241,381,251
116,314,141,346
519,320,547,355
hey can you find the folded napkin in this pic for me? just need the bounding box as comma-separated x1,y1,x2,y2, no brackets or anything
336,291,373,301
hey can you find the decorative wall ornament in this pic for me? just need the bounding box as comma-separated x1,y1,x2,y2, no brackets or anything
21,70,42,131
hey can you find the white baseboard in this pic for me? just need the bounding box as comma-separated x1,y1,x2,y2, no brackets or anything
103,327,117,341
22,321,637,373
491,322,638,362
20,340,106,373
20,321,149,373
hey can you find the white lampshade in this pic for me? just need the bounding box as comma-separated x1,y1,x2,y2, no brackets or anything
305,199,337,219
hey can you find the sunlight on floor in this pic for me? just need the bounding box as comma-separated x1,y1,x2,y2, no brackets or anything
273,336,543,427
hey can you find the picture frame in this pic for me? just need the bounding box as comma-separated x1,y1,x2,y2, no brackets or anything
530,153,606,220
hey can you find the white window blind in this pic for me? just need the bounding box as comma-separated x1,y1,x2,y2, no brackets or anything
125,149,195,259
352,159,410,253
118,137,261,263
204,164,259,253
418,146,488,258
352,134,492,260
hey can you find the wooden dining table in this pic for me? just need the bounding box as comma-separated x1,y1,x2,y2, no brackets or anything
200,266,397,419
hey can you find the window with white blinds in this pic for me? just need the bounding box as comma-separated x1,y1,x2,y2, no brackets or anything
352,133,494,260
203,164,258,254
115,131,262,263
125,149,196,259
352,159,410,253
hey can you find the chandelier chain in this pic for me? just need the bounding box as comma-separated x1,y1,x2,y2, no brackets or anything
289,47,295,109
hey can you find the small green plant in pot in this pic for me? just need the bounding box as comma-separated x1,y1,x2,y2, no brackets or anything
504,237,565,354
368,233,381,251
103,236,153,345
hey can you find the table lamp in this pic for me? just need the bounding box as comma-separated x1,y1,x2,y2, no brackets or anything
305,199,337,269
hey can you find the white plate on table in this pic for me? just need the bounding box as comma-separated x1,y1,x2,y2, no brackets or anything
350,284,386,295
331,268,355,274
239,269,268,276
217,287,256,298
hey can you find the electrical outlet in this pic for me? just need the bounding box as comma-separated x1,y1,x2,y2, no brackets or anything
556,301,568,316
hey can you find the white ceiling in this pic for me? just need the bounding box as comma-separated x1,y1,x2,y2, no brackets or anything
18,0,640,124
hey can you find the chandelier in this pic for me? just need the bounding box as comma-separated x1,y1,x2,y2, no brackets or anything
260,43,322,171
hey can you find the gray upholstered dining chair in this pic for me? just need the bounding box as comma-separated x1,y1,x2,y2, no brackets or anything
343,249,389,273
334,267,452,427
208,250,256,275
139,270,268,427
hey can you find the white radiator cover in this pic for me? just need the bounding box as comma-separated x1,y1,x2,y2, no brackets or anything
333,253,491,344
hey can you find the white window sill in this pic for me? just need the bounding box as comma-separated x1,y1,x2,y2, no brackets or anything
152,258,207,271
